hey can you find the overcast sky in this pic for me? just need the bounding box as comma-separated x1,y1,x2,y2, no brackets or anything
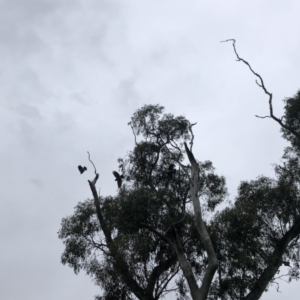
1,0,300,299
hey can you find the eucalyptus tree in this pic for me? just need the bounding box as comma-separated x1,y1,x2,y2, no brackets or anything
59,40,300,300
210,40,300,300
58,104,227,300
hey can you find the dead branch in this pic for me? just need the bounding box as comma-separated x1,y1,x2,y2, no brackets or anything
188,122,197,152
87,151,98,175
255,115,271,119
87,152,99,185
222,39,300,141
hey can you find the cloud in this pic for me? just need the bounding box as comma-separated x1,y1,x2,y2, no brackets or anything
14,104,41,119
0,1,299,300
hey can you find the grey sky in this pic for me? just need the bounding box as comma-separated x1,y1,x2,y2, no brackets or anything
1,0,299,299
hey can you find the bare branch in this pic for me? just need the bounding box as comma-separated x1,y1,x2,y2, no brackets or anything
91,173,99,186
87,151,97,175
221,39,268,93
156,267,179,299
223,39,300,141
255,115,271,119
87,152,99,185
188,122,197,152
271,280,282,293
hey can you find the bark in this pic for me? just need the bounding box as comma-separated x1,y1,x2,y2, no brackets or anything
184,143,218,300
173,229,202,299
140,223,202,299
140,140,218,300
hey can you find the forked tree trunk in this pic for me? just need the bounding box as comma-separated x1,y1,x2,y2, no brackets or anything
184,143,218,300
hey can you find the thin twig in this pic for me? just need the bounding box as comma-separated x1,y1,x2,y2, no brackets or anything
255,115,271,119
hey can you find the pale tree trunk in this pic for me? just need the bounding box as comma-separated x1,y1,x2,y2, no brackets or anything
183,142,218,300
139,142,218,299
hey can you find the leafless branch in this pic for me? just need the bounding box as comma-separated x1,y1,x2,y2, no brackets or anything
271,280,282,292
273,272,290,282
255,115,271,119
90,173,99,186
87,235,110,255
87,152,99,185
87,151,97,175
222,39,300,141
188,122,197,152
156,268,179,299
221,39,269,93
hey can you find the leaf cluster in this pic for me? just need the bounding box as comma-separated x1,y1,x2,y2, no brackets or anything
281,90,300,153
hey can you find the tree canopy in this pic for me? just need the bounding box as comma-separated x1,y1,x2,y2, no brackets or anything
58,40,300,300
59,104,227,300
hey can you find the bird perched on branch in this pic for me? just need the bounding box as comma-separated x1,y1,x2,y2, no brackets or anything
112,171,124,188
78,165,87,174
165,164,176,187
167,164,176,179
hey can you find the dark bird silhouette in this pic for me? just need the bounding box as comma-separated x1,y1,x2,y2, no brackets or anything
78,165,87,174
166,164,176,179
112,171,124,188
165,164,176,187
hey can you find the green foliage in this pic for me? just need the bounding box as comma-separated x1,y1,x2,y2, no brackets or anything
204,90,300,299
124,104,192,191
58,200,100,274
129,104,191,142
209,167,300,299
198,161,227,211
281,89,300,153
59,105,226,300
58,190,198,299
59,99,300,300
58,104,228,300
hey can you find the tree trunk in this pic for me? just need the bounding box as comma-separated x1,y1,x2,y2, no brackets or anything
184,143,218,300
